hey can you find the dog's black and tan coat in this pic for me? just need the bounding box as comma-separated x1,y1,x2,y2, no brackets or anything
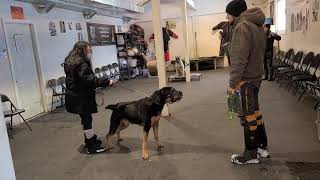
105,87,183,160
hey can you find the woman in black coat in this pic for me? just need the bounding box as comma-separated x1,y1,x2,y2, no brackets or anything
64,41,113,154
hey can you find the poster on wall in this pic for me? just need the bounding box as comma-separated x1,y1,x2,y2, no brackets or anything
312,0,319,22
86,22,116,46
49,21,57,36
68,22,73,30
76,23,82,30
291,14,295,32
306,8,310,30
78,32,83,41
60,21,66,33
166,21,177,29
10,6,24,20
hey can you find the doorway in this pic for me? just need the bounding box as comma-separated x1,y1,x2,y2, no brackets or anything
5,22,43,119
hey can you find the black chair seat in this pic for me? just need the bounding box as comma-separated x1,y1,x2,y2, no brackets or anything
278,68,295,74
3,109,25,117
53,92,65,96
292,74,315,81
274,64,289,68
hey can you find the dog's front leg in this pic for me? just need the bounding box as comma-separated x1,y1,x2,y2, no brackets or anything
153,123,164,149
142,130,149,160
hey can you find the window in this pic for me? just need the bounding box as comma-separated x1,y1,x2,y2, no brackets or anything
276,0,286,34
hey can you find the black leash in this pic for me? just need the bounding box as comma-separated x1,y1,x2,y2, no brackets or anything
96,79,149,106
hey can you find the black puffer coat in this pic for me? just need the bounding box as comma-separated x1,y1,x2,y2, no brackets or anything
64,55,109,114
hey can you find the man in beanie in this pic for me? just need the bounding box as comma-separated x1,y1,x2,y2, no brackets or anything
226,0,269,165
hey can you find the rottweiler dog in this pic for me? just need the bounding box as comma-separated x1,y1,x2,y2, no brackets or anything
105,87,183,160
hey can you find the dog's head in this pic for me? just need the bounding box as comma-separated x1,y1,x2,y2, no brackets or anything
151,87,183,105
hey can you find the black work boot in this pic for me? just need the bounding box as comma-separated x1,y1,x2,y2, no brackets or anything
231,127,260,165
84,136,106,154
257,124,270,158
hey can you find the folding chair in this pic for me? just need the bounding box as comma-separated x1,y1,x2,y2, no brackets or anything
273,49,295,80
276,51,304,86
285,52,314,90
0,94,32,131
281,52,313,90
101,66,111,78
107,64,116,78
112,63,121,80
94,68,103,78
298,54,320,102
48,79,66,110
291,54,320,96
57,76,66,93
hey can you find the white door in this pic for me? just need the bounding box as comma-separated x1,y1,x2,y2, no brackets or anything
5,23,43,119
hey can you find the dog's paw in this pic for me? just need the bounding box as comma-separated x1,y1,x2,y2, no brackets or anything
142,153,149,160
106,145,113,150
117,138,124,142
157,143,164,149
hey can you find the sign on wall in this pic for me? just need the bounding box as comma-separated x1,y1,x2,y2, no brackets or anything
166,21,177,29
86,22,116,46
49,21,57,36
11,6,24,20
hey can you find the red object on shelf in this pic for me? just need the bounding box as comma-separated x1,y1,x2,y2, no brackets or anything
165,51,170,62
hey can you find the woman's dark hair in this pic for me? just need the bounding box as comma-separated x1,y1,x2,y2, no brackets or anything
65,41,91,60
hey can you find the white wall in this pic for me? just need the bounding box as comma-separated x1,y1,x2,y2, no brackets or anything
278,0,320,53
0,0,122,119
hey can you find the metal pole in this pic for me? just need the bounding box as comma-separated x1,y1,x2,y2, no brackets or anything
151,0,169,116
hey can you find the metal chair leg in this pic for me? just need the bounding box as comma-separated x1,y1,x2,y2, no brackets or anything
51,95,54,111
298,86,308,101
292,82,300,95
287,81,295,91
314,101,320,110
19,114,32,131
10,116,13,130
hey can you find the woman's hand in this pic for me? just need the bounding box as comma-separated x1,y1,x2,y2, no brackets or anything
109,79,114,86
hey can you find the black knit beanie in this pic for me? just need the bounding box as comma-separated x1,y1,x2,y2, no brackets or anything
226,0,247,17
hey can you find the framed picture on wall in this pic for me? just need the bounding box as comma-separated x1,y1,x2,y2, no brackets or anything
76,23,82,30
49,21,57,36
59,21,66,33
68,22,73,30
86,22,116,46
78,32,83,41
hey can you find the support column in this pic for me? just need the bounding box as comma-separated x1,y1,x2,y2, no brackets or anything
182,0,191,82
151,0,169,116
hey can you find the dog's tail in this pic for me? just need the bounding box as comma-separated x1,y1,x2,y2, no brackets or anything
105,104,118,110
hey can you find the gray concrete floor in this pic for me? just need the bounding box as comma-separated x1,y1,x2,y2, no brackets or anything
9,69,320,180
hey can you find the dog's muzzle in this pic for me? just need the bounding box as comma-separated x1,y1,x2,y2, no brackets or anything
169,91,183,103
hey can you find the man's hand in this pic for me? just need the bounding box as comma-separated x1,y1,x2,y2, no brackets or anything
109,79,114,86
228,87,236,95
